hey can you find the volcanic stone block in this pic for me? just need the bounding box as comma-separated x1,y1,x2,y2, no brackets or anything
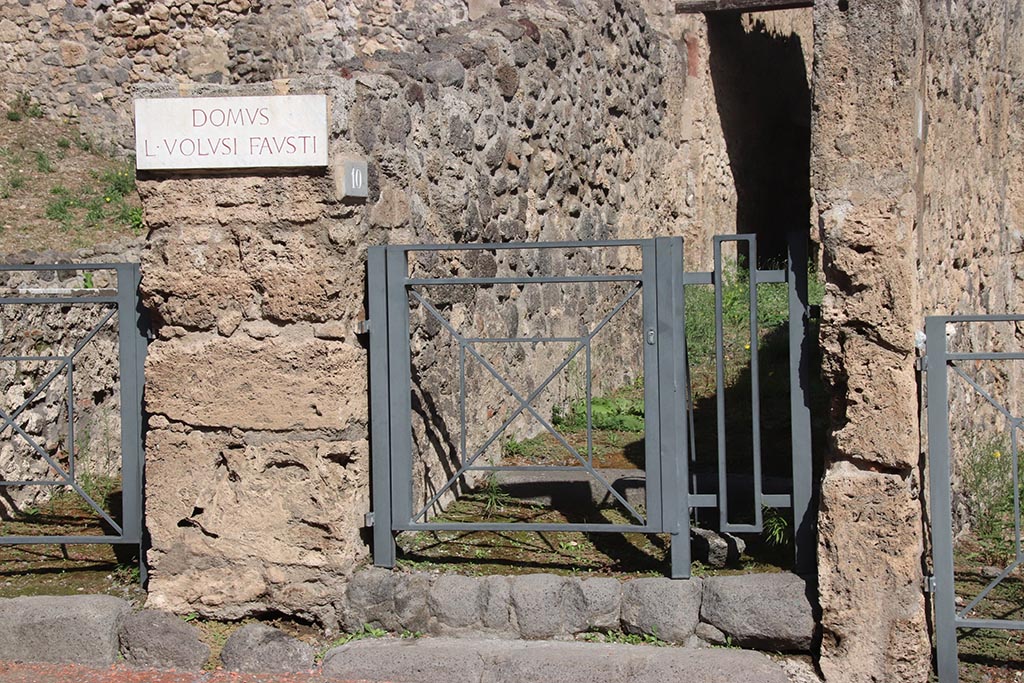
620,577,702,643
220,623,315,673
0,595,131,666
119,610,210,669
700,573,815,651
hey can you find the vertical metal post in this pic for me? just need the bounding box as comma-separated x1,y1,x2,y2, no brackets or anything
641,240,663,531
116,263,147,582
747,237,763,531
926,316,959,683
386,247,414,527
787,230,815,575
368,247,395,567
67,358,75,480
656,237,690,578
713,239,729,529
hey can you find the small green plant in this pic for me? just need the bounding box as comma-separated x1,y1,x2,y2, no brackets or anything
82,272,95,289
34,150,54,173
74,133,94,152
57,137,71,150
762,506,790,547
9,173,24,190
182,612,199,622
399,630,424,639
580,629,666,646
6,92,42,120
112,563,141,585
963,436,1018,563
479,474,512,517
554,396,645,433
124,205,144,233
503,437,526,458
317,624,388,661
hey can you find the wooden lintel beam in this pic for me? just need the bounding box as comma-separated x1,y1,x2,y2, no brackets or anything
675,0,813,12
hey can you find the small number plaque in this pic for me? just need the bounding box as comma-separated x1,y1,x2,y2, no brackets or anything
341,159,369,198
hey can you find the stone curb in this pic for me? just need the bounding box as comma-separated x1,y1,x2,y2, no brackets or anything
0,572,815,671
321,637,793,683
343,568,816,651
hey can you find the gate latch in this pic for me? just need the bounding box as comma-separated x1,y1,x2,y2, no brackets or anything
646,328,656,345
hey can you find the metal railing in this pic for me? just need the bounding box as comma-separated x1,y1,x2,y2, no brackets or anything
926,314,1024,683
0,263,147,579
368,234,814,578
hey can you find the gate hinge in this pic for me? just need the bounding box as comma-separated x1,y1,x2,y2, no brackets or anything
356,319,371,335
364,511,375,527
915,356,926,372
924,574,936,593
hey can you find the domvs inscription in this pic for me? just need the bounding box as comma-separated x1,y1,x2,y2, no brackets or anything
134,94,328,171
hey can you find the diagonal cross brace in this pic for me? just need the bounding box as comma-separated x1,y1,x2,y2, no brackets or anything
0,307,117,434
950,362,1021,423
409,284,646,524
0,306,122,533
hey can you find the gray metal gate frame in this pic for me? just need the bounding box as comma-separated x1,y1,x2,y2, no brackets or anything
369,235,814,579
0,263,148,579
926,314,1024,683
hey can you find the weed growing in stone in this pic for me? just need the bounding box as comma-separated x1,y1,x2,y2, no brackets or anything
579,629,667,646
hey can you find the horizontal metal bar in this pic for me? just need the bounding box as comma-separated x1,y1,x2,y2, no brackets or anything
464,337,584,344
683,272,713,285
721,523,762,533
397,522,653,533
763,494,793,507
407,275,642,286
15,288,116,296
946,352,1024,361
689,494,718,507
0,263,124,272
757,269,787,283
0,535,137,545
955,618,1024,631
683,271,786,286
466,465,640,473
934,314,1024,323
0,481,67,486
0,356,66,362
0,296,117,305
393,240,650,252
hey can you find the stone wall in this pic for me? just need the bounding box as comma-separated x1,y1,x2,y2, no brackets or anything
137,0,725,628
0,0,474,152
812,1,1023,681
917,0,1023,506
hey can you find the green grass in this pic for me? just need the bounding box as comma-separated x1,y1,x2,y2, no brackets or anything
34,150,54,173
42,162,139,233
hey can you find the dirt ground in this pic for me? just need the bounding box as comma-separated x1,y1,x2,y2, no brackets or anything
0,114,140,255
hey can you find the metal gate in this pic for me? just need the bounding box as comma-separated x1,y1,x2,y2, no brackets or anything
926,314,1024,682
368,235,814,578
0,263,148,578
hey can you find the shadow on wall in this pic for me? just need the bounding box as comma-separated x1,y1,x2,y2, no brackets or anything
707,12,812,267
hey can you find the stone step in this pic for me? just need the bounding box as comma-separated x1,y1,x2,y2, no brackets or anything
320,637,793,683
